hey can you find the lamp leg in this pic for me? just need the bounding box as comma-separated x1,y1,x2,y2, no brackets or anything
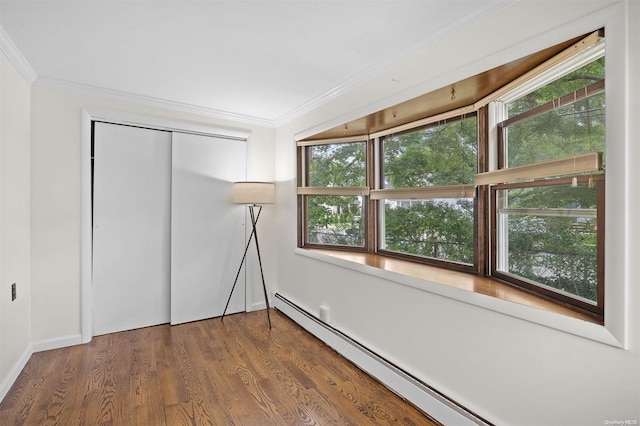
221,205,261,321
249,205,271,329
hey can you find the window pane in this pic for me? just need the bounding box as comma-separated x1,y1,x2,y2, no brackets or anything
308,142,366,187
507,57,605,118
505,57,605,168
382,116,477,188
505,92,605,168
307,195,365,247
496,184,598,302
382,198,474,264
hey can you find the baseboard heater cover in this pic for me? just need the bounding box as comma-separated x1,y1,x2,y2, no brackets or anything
273,292,492,426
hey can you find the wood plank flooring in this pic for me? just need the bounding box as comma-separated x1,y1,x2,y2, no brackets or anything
0,309,439,425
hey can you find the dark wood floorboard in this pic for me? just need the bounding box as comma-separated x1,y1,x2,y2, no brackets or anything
0,309,439,425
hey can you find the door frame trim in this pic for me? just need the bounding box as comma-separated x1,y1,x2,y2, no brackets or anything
80,108,251,343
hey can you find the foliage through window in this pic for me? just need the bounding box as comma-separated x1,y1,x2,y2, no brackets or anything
307,195,365,246
493,52,605,315
504,58,605,167
304,141,367,248
297,31,606,320
379,116,477,265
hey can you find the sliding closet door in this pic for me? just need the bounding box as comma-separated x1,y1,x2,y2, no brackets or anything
170,132,247,325
92,122,172,336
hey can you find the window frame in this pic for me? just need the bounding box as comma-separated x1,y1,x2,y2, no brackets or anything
485,48,606,320
374,114,480,273
297,137,373,251
489,175,605,319
296,30,607,323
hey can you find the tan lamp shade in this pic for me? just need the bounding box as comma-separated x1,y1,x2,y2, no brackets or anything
232,181,275,204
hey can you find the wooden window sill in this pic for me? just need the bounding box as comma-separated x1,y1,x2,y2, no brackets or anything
298,248,602,326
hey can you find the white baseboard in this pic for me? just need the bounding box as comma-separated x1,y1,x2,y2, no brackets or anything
0,345,33,403
0,334,84,404
272,292,491,426
32,334,83,353
249,301,267,312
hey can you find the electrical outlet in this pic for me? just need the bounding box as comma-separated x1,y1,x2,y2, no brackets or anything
319,305,331,323
11,283,16,301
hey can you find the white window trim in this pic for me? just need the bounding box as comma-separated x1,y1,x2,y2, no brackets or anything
294,4,629,349
496,40,605,105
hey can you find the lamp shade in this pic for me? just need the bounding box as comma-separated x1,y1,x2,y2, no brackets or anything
232,181,275,204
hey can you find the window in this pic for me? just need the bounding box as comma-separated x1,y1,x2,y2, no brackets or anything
297,138,370,249
488,49,605,317
376,115,477,269
297,30,606,321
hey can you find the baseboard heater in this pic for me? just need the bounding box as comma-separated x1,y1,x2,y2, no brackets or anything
273,292,492,426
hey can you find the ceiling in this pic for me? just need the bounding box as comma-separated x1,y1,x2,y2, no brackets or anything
0,0,511,126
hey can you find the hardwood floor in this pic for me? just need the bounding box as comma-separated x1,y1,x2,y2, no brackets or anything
0,309,439,425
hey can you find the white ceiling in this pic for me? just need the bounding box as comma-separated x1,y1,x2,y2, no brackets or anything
0,0,510,126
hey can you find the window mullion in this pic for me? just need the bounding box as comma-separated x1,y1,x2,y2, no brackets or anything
477,105,490,276
366,137,376,252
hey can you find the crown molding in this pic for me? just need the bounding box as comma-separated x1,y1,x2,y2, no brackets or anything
33,76,276,128
0,24,37,84
3,2,512,130
0,24,270,127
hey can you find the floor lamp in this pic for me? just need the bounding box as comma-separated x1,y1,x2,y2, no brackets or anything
222,181,275,328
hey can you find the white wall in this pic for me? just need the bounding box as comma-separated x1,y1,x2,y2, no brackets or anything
2,0,638,423
274,1,639,425
29,87,276,344
0,49,31,394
